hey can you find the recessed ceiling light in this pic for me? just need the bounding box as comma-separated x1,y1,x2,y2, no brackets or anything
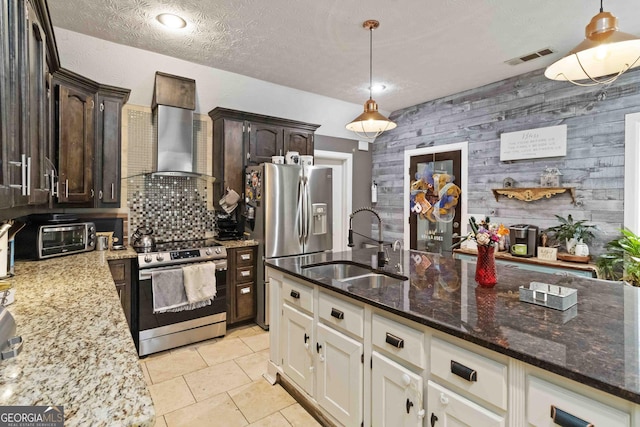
369,84,387,93
156,13,187,29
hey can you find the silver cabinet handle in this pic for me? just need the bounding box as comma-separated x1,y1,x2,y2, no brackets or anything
240,270,251,277
111,183,115,200
50,169,57,197
21,154,27,196
90,189,94,198
98,190,103,200
240,287,251,294
65,179,69,198
241,254,251,260
26,156,31,196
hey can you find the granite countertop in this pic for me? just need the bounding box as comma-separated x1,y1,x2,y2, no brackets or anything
214,239,259,249
0,249,155,426
266,248,640,404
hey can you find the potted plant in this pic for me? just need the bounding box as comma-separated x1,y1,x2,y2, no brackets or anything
544,214,597,255
596,229,640,286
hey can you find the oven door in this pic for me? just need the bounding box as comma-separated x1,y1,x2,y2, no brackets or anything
138,261,227,355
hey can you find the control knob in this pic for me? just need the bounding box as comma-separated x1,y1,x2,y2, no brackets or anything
205,248,212,256
156,254,165,262
215,248,222,254
144,254,153,263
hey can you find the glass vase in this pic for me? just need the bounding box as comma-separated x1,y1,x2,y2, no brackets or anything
475,245,497,287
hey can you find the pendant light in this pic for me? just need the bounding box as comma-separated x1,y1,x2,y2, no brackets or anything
346,20,397,140
545,0,640,86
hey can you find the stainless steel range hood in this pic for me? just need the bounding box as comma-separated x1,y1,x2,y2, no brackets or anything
148,72,213,180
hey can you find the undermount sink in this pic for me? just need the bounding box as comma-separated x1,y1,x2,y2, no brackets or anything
301,261,373,280
301,261,407,290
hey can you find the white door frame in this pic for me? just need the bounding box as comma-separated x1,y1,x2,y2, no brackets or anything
314,149,353,252
625,112,640,235
402,142,469,248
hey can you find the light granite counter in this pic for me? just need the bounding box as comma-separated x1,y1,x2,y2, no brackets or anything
214,238,259,249
0,249,154,427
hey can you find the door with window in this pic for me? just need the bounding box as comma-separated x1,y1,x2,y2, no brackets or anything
409,150,462,253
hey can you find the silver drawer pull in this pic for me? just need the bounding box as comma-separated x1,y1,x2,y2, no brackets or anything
241,254,251,260
550,405,593,427
385,332,404,348
240,270,251,277
240,287,251,294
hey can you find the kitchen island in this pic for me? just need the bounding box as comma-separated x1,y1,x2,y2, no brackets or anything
0,249,155,427
265,248,640,426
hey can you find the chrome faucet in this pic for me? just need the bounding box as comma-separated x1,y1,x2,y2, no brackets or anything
348,207,386,268
392,239,404,274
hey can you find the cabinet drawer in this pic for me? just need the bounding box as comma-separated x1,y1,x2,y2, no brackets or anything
235,283,255,320
318,292,364,338
431,337,508,411
527,376,630,427
235,248,255,266
428,381,505,427
235,265,255,283
372,313,425,369
282,279,313,314
109,262,126,283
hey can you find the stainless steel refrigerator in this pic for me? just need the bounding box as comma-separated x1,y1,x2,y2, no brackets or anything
245,163,332,329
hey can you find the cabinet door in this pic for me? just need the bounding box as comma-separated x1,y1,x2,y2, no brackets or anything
316,323,363,427
247,122,283,165
55,83,94,204
212,118,244,204
281,303,313,395
283,127,313,156
427,381,505,427
108,259,131,329
25,0,49,205
0,0,12,208
371,351,423,427
96,95,123,206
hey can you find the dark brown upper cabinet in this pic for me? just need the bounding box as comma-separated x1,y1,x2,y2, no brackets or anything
283,127,314,157
248,122,284,165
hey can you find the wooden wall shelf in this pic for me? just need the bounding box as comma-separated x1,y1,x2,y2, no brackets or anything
492,187,576,204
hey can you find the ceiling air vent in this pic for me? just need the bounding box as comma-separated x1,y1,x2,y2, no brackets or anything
505,48,554,66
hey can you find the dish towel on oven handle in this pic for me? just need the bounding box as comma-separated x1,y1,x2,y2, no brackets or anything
182,262,217,304
151,265,215,314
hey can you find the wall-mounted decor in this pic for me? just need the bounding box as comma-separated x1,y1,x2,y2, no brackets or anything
410,166,461,223
540,167,563,187
500,125,567,161
492,187,576,204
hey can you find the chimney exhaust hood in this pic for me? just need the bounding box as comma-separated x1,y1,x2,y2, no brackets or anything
146,72,214,181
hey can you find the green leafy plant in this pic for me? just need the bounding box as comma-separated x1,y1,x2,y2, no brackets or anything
544,214,597,245
597,228,640,286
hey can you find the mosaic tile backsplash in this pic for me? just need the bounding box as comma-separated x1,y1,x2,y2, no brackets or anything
127,109,214,242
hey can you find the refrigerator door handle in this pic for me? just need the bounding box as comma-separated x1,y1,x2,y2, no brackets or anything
298,178,304,242
304,180,311,242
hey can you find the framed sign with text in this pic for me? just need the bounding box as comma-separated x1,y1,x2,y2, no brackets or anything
500,124,567,161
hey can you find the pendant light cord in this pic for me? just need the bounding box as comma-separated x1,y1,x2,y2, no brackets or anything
600,0,603,13
369,25,373,101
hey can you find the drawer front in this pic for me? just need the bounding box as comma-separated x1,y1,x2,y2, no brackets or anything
372,313,425,369
431,337,508,410
318,291,364,338
108,261,126,283
235,265,255,283
527,376,630,427
282,278,313,314
235,283,255,320
235,248,255,266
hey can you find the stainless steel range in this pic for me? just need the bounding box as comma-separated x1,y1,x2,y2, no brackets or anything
135,239,227,356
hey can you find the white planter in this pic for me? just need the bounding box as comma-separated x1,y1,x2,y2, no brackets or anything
566,238,578,255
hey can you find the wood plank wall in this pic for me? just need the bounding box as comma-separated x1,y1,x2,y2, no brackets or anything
371,67,640,255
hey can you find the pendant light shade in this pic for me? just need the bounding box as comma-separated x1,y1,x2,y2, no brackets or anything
545,2,640,86
346,20,397,140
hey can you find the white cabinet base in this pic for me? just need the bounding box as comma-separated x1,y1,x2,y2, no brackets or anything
427,381,505,427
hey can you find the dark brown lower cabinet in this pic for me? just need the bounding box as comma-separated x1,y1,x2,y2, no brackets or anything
227,246,257,325
108,258,132,329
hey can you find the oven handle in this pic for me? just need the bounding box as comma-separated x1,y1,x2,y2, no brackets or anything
139,260,227,281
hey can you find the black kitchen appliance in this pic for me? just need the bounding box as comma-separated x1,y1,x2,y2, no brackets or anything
215,210,243,240
509,224,539,257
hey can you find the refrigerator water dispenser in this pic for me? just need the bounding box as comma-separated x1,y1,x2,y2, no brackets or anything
312,203,328,235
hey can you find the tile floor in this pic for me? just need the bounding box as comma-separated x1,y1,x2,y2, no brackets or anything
140,323,321,427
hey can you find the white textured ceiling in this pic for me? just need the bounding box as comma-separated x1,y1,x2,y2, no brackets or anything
47,0,640,112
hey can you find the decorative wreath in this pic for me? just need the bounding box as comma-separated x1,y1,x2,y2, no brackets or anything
409,167,461,223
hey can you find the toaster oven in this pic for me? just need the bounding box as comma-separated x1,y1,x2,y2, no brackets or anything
14,221,96,260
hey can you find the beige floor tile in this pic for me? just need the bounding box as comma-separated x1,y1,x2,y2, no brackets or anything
229,380,295,423
140,361,152,385
240,332,270,352
224,325,261,339
164,392,248,427
247,412,291,427
280,403,321,427
153,415,167,427
171,338,218,353
141,348,173,363
148,376,196,416
184,360,252,401
234,349,270,381
198,337,253,366
146,347,207,383
252,325,268,334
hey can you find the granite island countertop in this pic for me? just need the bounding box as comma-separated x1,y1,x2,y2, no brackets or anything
0,249,154,427
265,248,640,405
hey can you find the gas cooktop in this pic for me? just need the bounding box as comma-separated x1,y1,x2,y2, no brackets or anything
135,238,227,269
